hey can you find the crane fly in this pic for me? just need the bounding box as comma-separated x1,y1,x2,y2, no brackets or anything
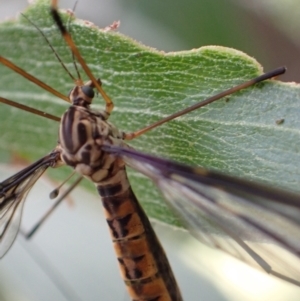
1,1,300,300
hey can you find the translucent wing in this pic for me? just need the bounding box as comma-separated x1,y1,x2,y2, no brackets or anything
0,152,59,258
104,145,300,286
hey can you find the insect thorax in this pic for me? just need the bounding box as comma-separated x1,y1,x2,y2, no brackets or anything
58,105,126,183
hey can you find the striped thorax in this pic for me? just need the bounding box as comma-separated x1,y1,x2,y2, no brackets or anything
59,80,127,184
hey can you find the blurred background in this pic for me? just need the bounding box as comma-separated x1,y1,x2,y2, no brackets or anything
0,1,300,301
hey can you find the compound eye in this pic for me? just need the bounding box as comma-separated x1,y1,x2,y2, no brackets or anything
81,86,95,98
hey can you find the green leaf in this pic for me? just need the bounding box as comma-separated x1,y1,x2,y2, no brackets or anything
0,0,299,226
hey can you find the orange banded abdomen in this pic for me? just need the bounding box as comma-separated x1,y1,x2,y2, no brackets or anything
97,168,183,301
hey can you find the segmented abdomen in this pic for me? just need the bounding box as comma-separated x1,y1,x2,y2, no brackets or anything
97,168,183,301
